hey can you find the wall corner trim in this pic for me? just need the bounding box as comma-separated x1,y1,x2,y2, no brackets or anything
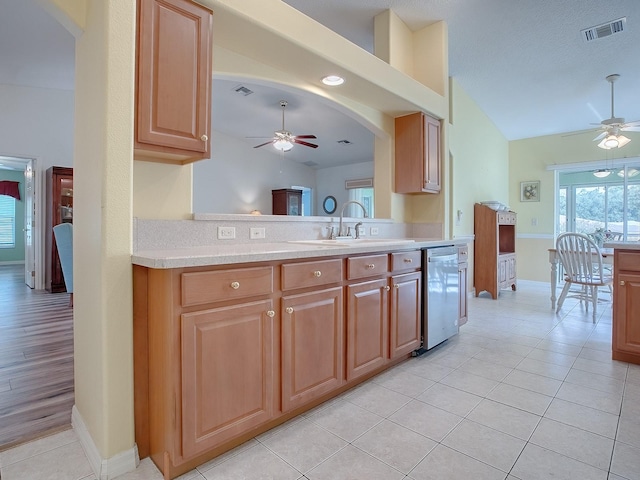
72,406,139,480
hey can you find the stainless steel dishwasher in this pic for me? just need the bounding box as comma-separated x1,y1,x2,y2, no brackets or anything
422,246,460,350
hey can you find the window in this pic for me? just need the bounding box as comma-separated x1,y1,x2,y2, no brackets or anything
558,163,640,241
0,195,16,248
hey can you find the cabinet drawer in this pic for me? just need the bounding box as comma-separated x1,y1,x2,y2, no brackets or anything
458,246,468,263
498,212,516,224
390,251,421,272
347,254,389,280
181,267,274,307
282,259,343,290
617,252,640,271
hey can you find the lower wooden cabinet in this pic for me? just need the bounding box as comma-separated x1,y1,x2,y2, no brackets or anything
389,271,421,358
281,287,344,412
498,253,516,291
134,248,426,479
346,278,389,381
181,300,276,457
613,250,640,364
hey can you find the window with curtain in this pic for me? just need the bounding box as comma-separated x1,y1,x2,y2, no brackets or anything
0,195,16,248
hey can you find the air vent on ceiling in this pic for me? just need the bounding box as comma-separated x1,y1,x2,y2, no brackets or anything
345,178,373,189
582,17,626,42
233,85,254,96
303,161,318,167
337,139,352,145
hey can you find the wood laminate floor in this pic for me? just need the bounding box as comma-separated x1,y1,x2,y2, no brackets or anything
0,264,74,450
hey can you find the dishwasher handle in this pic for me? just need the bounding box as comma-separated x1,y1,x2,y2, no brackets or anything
428,254,458,263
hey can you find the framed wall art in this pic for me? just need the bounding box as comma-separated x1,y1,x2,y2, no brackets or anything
520,181,540,202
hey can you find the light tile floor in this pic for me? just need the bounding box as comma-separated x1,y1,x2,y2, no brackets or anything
1,280,639,480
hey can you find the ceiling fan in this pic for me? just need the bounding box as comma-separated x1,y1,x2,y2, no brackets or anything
592,74,640,149
253,100,318,151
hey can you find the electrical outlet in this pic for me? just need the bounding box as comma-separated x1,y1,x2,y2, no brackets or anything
217,226,236,239
357,226,365,237
370,227,379,236
250,227,266,239
531,218,538,227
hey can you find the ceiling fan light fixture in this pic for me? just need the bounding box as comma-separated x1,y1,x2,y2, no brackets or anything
593,169,611,178
616,167,639,178
322,75,345,86
273,139,293,151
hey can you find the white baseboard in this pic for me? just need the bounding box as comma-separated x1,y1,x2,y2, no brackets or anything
72,405,139,480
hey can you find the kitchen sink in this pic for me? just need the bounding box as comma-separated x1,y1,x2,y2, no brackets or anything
288,238,416,247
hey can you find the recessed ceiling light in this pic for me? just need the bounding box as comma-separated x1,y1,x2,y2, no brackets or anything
322,75,345,86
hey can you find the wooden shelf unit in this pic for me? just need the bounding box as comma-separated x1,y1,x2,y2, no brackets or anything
474,203,517,299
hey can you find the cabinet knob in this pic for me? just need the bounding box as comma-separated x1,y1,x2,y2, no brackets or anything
394,284,400,289
200,134,208,142
620,280,625,286
230,281,240,289
266,310,275,317
313,270,322,277
367,263,375,269
384,285,390,291
403,258,413,263
285,307,294,314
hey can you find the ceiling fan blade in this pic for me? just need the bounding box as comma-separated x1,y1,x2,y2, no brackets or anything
294,139,319,148
593,131,608,142
253,140,275,148
622,126,640,132
294,134,317,139
623,120,640,127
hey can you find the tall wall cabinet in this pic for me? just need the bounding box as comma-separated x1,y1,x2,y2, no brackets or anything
45,166,73,293
395,112,441,194
474,203,517,299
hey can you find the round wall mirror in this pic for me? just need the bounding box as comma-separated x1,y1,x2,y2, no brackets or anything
322,195,337,214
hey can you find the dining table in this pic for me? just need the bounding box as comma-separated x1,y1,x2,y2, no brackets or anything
547,247,614,309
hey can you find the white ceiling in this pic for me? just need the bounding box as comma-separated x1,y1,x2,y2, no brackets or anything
2,0,640,171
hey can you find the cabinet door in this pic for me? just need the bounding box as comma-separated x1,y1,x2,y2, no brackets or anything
508,256,517,286
498,257,507,286
346,279,389,381
423,114,441,193
389,271,421,358
136,0,212,158
181,300,275,458
614,273,640,355
282,287,344,412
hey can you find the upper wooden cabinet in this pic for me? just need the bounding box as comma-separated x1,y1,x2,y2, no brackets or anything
135,0,213,164
395,112,441,194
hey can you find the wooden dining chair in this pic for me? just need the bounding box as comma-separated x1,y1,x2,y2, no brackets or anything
555,232,612,322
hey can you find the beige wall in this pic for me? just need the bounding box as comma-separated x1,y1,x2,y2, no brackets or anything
509,131,640,281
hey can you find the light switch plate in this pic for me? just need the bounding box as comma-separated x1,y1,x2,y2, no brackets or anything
250,227,266,239
370,227,379,236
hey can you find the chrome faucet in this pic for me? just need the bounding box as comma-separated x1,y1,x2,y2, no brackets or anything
338,200,368,238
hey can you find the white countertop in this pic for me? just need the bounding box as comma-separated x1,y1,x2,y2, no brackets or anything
603,242,640,251
132,238,467,269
